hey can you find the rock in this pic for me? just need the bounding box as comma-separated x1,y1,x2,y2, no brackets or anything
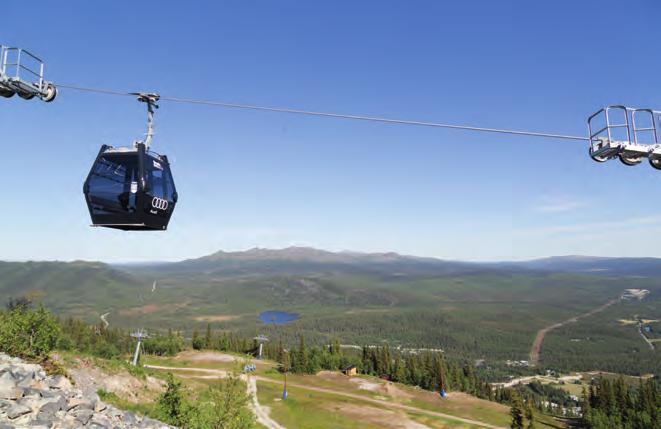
0,354,171,429
74,409,94,425
94,401,107,412
39,400,61,415
0,372,15,387
0,388,23,401
6,403,31,419
16,373,35,388
47,375,71,391
139,417,167,428
0,373,22,401
66,398,93,411
27,420,53,428
89,414,111,428
22,388,42,399
122,412,137,425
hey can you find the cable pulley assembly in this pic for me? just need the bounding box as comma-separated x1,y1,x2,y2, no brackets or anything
0,45,56,102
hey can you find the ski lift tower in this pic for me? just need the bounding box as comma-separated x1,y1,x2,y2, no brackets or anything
254,335,269,359
0,45,57,102
130,329,150,366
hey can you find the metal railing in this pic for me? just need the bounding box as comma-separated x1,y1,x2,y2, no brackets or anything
588,105,661,168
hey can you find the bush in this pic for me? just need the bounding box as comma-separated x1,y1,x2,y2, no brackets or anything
158,374,189,427
0,305,61,360
143,334,186,356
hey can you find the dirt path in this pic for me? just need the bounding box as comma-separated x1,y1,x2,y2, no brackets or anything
100,312,110,328
146,365,504,429
144,365,284,429
529,297,620,365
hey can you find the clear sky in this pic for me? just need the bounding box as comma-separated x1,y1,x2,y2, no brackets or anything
2,1,661,262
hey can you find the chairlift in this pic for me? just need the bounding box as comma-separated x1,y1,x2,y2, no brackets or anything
588,105,661,169
83,93,178,230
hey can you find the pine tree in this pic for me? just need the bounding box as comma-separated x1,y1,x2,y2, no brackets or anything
204,323,212,349
297,335,309,373
580,386,592,427
510,391,525,429
524,401,535,429
330,338,340,355
191,328,204,350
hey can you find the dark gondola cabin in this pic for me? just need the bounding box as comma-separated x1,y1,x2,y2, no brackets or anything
83,143,177,230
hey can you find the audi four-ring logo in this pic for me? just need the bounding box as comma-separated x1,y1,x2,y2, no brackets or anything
151,197,169,210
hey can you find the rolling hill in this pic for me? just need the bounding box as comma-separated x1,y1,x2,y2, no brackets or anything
1,248,659,376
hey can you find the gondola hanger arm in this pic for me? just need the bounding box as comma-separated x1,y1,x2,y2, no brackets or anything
131,92,160,150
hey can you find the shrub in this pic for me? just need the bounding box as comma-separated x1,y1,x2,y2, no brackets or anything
0,305,61,360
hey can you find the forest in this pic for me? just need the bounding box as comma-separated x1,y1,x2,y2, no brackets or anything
1,297,659,428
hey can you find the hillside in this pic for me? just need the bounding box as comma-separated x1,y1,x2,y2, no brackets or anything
1,249,659,376
0,261,143,319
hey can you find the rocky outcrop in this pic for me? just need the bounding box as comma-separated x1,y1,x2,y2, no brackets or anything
0,353,173,428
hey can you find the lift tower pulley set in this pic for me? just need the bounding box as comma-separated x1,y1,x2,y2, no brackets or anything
588,105,661,170
0,46,57,102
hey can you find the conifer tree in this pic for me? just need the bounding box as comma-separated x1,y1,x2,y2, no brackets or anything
510,391,525,429
524,401,535,429
204,323,212,349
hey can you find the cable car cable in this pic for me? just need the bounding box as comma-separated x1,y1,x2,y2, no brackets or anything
53,82,589,142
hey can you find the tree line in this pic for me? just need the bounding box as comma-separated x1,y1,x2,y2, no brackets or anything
579,377,659,429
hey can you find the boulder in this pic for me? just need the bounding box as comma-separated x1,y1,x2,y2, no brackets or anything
22,388,43,399
27,419,53,428
66,397,94,411
0,373,17,398
46,376,71,391
74,409,94,425
139,417,167,428
89,414,111,428
0,387,24,401
6,403,31,419
38,400,61,415
122,412,137,425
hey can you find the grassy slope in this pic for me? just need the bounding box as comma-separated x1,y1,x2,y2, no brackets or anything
145,351,521,429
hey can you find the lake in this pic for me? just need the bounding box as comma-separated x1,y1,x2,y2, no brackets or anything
258,310,300,325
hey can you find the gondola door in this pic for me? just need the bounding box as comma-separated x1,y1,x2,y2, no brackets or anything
139,143,177,230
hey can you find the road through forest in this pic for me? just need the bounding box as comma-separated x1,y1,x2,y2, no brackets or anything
529,297,620,365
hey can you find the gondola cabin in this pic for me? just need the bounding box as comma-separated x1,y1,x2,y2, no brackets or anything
83,143,177,230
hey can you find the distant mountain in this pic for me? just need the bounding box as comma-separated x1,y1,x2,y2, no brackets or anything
117,247,661,278
503,255,661,277
191,246,435,263
153,246,497,278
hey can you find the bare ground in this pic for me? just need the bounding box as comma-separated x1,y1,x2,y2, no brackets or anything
325,403,430,429
60,356,165,403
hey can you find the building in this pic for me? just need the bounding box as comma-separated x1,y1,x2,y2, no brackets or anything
342,365,357,376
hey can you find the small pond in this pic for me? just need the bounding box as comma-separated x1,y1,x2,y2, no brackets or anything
258,310,300,325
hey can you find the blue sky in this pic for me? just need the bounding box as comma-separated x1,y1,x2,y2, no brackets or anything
2,1,661,262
